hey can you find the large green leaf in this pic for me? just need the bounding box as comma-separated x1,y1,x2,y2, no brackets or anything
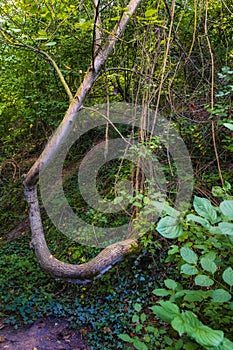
192,325,224,348
195,275,214,286
220,200,233,219
172,311,224,348
157,216,183,238
222,267,233,286
180,247,198,264
212,289,231,302
218,222,233,236
193,196,218,224
200,257,217,274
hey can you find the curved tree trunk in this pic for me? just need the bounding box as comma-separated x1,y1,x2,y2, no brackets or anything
23,0,141,283
25,186,138,283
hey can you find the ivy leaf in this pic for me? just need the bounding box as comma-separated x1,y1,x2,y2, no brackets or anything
180,247,198,264
222,267,233,286
134,303,142,312
200,258,217,274
140,313,147,323
212,289,232,302
193,196,218,224
195,275,214,287
157,216,183,238
181,263,198,275
132,314,139,323
219,200,233,219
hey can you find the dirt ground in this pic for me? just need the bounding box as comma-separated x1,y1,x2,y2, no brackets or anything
0,318,90,350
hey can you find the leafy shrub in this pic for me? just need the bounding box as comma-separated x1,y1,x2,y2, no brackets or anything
118,187,233,349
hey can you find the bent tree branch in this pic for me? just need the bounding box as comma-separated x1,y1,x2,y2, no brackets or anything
23,0,141,283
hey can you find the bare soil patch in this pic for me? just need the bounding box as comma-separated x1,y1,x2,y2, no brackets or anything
0,318,89,350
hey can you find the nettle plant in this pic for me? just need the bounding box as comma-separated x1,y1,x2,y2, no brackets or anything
119,186,233,349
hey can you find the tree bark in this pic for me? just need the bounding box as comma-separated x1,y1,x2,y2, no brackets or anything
23,0,141,283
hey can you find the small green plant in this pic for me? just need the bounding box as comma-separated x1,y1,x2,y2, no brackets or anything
118,302,177,350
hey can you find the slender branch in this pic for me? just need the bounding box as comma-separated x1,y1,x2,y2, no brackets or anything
92,0,102,70
204,1,224,186
151,0,176,137
0,29,73,102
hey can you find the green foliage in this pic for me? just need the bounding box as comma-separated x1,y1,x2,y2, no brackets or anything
0,1,233,349
120,189,233,349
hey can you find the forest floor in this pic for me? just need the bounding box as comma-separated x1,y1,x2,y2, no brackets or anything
0,317,90,350
0,217,91,350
